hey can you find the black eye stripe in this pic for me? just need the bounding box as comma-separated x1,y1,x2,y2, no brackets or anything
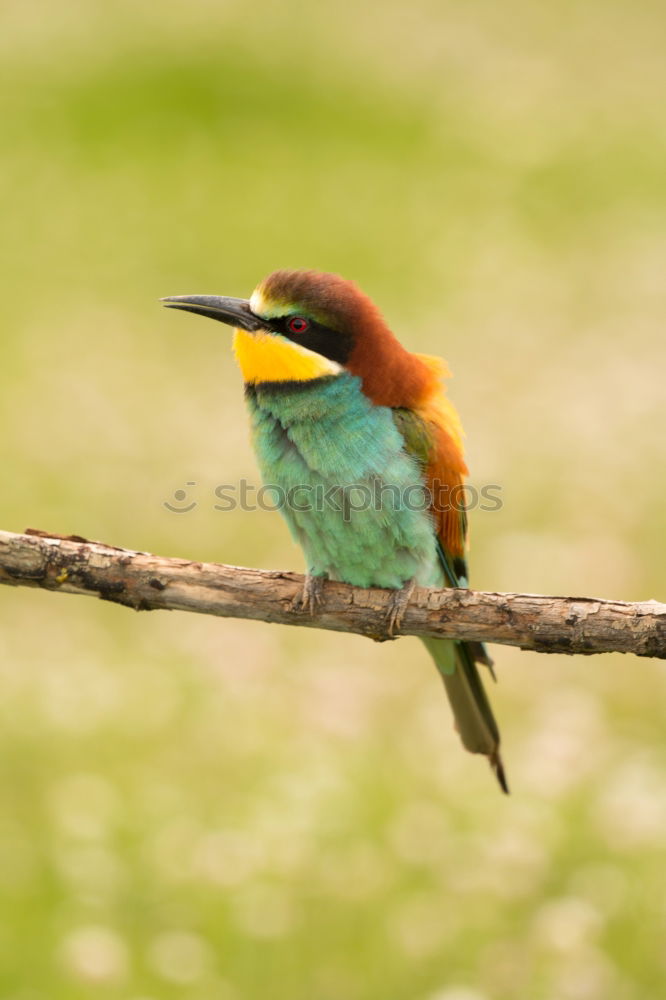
276,315,353,366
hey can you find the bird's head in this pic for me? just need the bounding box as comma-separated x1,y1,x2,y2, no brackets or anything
163,269,439,406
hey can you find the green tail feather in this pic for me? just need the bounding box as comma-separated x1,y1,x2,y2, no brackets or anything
422,637,508,794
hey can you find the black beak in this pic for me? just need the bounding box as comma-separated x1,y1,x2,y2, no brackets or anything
161,295,267,333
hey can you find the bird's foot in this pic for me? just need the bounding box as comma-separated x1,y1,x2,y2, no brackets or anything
291,574,326,615
385,579,417,638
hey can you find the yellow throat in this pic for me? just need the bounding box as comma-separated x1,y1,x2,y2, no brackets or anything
232,328,342,385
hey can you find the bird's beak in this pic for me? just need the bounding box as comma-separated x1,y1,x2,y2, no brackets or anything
161,295,267,332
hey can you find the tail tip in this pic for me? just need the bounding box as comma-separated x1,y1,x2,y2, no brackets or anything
491,751,510,795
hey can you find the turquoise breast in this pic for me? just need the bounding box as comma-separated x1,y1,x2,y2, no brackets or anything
245,374,442,590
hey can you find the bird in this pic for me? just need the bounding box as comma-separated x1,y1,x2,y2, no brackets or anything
163,270,507,792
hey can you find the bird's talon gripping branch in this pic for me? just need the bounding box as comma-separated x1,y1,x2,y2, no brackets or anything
291,574,326,615
385,579,417,638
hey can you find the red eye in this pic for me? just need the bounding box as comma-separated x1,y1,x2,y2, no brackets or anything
288,316,309,334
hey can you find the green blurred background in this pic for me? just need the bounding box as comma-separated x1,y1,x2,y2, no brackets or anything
1,2,665,997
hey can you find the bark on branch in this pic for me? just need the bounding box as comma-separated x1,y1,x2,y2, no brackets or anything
0,529,664,659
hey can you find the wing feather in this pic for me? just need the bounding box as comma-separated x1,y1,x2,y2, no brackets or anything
392,398,468,585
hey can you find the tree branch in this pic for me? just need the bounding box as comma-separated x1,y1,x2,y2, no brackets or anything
0,529,664,658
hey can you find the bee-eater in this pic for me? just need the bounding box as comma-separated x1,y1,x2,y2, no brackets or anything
163,270,507,792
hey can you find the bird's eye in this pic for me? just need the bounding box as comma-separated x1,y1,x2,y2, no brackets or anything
287,316,309,334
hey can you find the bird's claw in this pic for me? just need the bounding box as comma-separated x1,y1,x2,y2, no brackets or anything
385,579,416,638
291,574,326,614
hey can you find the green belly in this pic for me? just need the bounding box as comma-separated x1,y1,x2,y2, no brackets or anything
245,375,442,589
